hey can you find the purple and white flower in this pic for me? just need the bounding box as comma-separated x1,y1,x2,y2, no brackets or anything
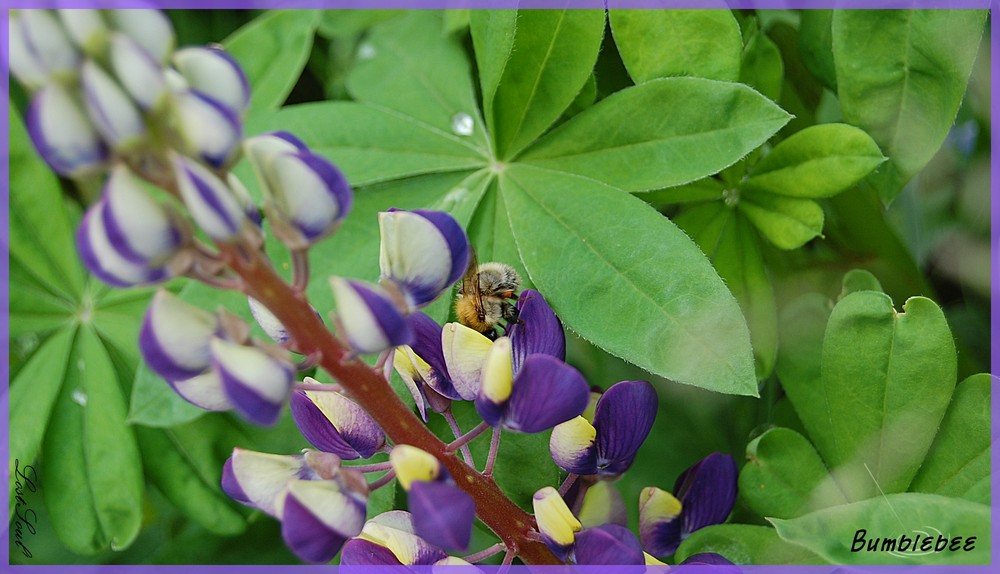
639,453,738,557
378,209,469,310
389,445,475,552
109,33,168,110
139,289,216,382
340,511,473,566
172,90,242,168
10,10,80,87
211,338,294,426
107,9,174,63
77,198,171,287
331,278,412,355
281,478,367,563
27,84,108,176
533,486,581,560
550,380,658,478
172,153,247,240
57,10,107,54
291,383,385,459
172,46,250,115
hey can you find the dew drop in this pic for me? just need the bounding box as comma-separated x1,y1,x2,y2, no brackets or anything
451,112,474,136
15,333,39,357
357,43,377,60
441,187,468,208
72,389,88,407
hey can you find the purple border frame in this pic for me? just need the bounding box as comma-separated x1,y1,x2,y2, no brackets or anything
1,0,994,573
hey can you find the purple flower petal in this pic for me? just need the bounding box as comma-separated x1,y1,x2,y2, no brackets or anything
408,481,475,552
407,313,457,398
172,46,250,115
102,165,183,264
266,151,352,241
578,480,628,528
675,453,738,536
28,84,108,176
169,371,231,411
331,278,413,354
504,355,590,434
379,209,469,309
508,289,565,372
81,58,146,148
639,487,683,557
172,153,245,240
220,457,250,506
77,201,168,287
281,480,366,563
339,538,402,566
221,448,307,517
212,339,293,426
139,290,216,382
290,389,384,459
593,380,658,477
173,90,242,168
574,524,645,566
352,511,448,565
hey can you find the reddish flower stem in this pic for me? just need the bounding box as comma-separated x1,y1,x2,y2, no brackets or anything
219,244,561,566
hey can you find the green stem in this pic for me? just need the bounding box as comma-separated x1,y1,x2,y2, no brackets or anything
219,244,560,566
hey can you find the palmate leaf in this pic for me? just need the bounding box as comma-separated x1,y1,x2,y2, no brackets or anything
224,10,320,114
472,9,606,159
501,164,756,396
519,78,791,192
831,10,986,203
769,493,989,565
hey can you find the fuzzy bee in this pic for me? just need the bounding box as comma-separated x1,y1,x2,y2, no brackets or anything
455,252,521,340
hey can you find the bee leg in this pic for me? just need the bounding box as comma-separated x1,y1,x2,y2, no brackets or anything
483,327,500,341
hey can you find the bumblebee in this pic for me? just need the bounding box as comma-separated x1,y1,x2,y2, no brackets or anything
455,253,521,340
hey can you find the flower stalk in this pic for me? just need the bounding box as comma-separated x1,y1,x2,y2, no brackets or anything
216,241,561,565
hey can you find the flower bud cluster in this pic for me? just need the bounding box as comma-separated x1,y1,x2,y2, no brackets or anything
140,290,294,425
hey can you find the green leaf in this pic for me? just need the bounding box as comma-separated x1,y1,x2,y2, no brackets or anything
245,102,487,187
742,124,885,199
675,524,828,565
769,493,989,565
136,423,247,536
740,27,784,102
674,204,777,380
502,164,756,396
9,108,86,300
738,192,824,250
740,427,848,520
521,78,791,192
819,293,956,500
611,10,742,83
466,180,535,293
225,10,320,113
799,10,837,91
832,10,986,203
470,9,517,136
639,177,725,207
485,9,606,159
910,374,991,504
839,268,884,300
776,293,833,460
317,10,404,38
8,328,76,514
44,327,143,554
9,261,75,339
347,11,489,151
443,10,470,34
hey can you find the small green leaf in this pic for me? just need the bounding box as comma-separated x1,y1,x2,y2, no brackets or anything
521,78,791,192
466,180,535,294
743,124,885,199
443,10,470,34
674,204,777,380
839,268,884,300
740,427,848,520
225,11,320,113
470,9,517,136
832,10,986,203
799,10,837,91
611,9,742,83
819,293,956,500
44,327,143,554
8,328,76,515
347,11,489,151
136,423,247,536
485,9,606,159
639,178,725,207
9,108,86,300
738,192,824,250
675,524,828,565
245,102,487,187
910,374,991,504
317,10,404,38
740,27,784,102
776,293,833,460
502,164,756,396
770,493,989,565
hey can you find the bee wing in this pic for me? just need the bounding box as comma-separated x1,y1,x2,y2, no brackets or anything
461,248,487,322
